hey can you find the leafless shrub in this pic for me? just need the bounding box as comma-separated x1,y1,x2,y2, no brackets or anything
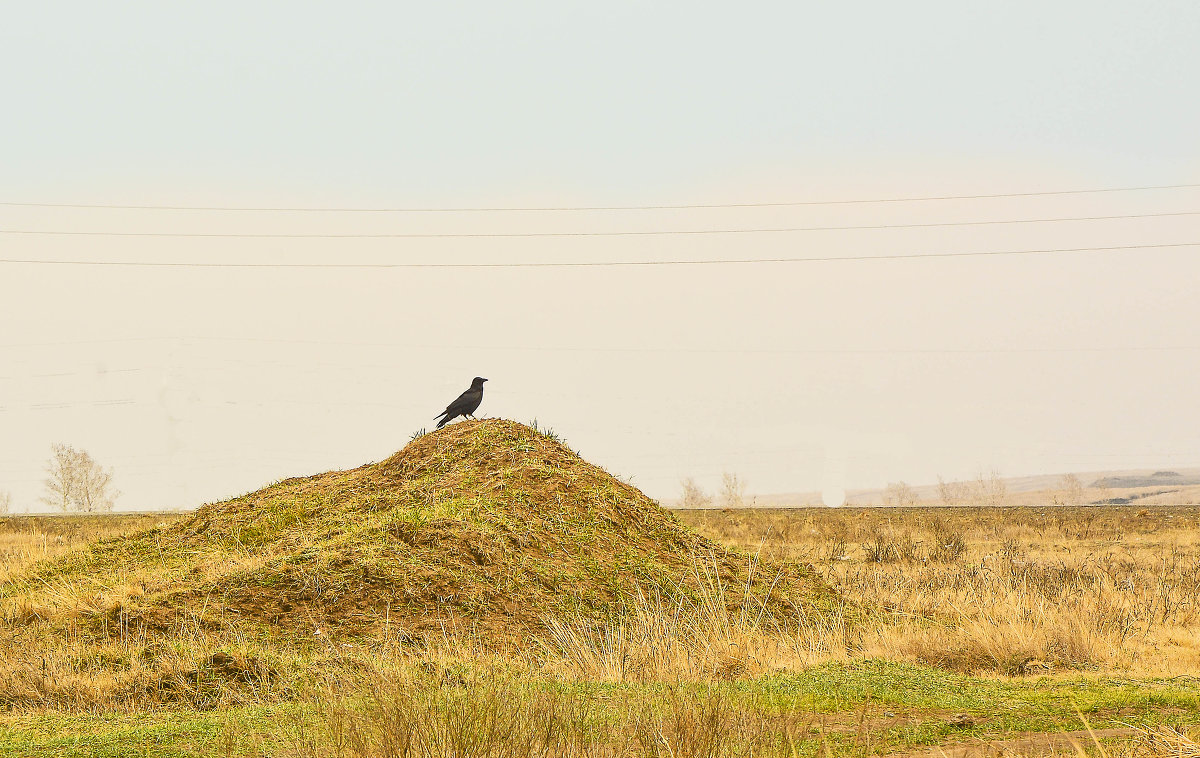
719,472,747,509
884,481,918,507
972,469,1007,507
679,478,712,509
1056,473,1085,507
936,475,971,506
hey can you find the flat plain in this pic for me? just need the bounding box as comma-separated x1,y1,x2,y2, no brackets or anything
1,424,1198,757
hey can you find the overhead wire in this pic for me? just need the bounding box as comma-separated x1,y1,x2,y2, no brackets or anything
2,242,1198,268
0,367,144,381
2,181,1198,212
2,182,1196,493
1,210,1197,239
2,338,1200,354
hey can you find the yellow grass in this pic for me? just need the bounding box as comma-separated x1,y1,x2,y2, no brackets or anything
5,503,1199,711
3,502,1200,757
679,505,1200,676
4,422,1200,758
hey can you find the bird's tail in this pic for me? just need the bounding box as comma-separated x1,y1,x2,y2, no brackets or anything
435,414,450,429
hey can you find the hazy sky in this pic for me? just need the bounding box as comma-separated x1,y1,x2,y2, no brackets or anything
2,3,1199,510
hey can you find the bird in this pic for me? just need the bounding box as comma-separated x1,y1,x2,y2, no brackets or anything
434,377,488,429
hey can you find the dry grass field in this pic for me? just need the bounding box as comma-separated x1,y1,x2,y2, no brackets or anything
681,506,1200,676
0,422,1197,757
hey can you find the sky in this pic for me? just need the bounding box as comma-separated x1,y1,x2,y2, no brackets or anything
2,2,1199,510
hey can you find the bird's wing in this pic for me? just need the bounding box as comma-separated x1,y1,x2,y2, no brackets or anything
439,389,477,417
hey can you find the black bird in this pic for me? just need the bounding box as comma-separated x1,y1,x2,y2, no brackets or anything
434,377,488,429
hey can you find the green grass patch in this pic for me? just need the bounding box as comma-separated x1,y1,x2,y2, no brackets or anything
4,662,1197,758
0,705,294,758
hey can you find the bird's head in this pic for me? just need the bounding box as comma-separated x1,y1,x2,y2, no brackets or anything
472,377,488,388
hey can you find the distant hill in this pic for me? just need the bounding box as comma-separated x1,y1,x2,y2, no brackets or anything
698,467,1200,508
1090,471,1200,489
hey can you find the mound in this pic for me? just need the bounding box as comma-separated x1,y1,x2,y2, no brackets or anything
19,420,835,642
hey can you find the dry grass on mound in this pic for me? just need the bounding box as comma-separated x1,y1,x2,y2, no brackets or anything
8,419,833,640
0,420,839,709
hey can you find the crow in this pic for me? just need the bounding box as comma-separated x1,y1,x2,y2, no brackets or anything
434,377,488,429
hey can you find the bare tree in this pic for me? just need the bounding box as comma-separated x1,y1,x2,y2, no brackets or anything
41,445,74,511
936,475,971,506
1056,473,1085,506
40,444,119,512
678,477,713,509
719,472,747,509
0,490,10,515
884,481,919,507
972,469,1008,507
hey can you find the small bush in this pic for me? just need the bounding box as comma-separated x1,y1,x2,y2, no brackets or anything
862,531,920,564
927,523,966,563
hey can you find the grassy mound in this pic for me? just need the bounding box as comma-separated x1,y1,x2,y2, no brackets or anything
12,420,835,643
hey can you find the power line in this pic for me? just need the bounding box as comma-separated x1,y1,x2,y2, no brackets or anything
2,182,1198,212
26,399,137,411
0,241,1196,269
4,333,1200,353
148,340,1200,355
0,367,144,381
0,343,1196,382
1,210,1196,239
0,337,170,348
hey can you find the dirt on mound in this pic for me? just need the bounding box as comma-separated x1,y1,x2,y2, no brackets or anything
21,420,836,642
